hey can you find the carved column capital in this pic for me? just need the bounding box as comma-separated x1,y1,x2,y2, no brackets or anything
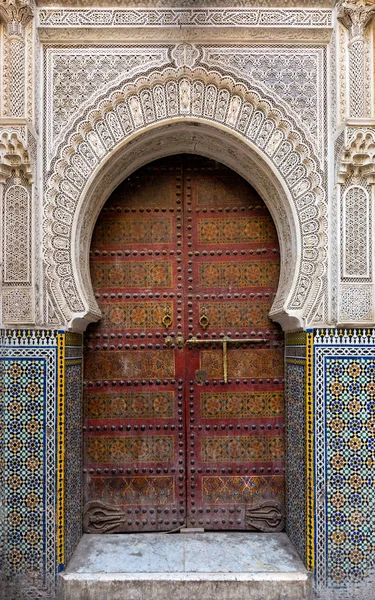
0,0,35,36
337,0,375,40
0,131,32,184
338,129,375,184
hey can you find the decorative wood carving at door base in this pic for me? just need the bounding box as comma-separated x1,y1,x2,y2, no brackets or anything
245,500,285,532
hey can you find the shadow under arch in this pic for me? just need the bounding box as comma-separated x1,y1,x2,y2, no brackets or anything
44,67,326,332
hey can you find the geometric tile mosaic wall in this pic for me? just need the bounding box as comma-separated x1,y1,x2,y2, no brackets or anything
0,330,83,599
2,326,375,598
285,331,314,574
314,329,375,594
285,360,307,565
63,334,83,568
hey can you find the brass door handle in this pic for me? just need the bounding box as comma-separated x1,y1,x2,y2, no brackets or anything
199,305,209,329
162,306,173,329
187,336,264,383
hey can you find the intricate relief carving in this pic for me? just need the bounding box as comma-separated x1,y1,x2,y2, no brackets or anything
45,47,170,160
342,186,370,280
38,7,333,29
171,43,199,68
44,66,326,331
0,0,34,35
3,184,30,283
37,0,332,5
337,0,375,39
338,23,347,125
0,131,32,183
337,0,375,117
202,47,324,160
339,129,375,182
340,285,372,321
2,287,34,323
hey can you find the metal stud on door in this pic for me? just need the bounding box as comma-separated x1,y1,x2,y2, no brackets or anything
183,157,285,532
83,155,285,533
83,159,186,533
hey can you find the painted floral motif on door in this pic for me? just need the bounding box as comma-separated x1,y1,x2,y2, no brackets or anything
83,155,284,533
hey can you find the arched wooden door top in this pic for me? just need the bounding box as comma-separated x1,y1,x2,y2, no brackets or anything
83,155,285,534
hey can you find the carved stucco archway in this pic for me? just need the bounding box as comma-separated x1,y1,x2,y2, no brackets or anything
44,67,327,332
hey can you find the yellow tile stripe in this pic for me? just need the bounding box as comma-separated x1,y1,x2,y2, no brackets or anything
305,331,314,571
57,332,65,569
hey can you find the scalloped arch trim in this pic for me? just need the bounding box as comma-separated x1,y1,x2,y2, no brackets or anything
44,66,327,330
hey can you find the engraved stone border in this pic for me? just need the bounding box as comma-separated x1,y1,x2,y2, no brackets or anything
44,66,326,332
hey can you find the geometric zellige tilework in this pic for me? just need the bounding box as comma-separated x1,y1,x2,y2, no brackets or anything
285,361,306,565
64,362,83,566
2,359,45,578
326,357,375,588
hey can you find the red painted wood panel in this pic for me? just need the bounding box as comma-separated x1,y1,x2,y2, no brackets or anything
83,155,284,534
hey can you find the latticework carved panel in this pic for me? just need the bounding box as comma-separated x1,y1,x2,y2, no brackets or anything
9,38,26,117
43,65,326,329
2,184,31,284
349,41,365,117
342,186,370,280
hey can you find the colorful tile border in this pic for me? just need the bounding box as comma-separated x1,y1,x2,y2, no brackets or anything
314,328,375,592
0,330,83,597
64,335,83,567
57,333,65,572
285,359,306,564
0,330,60,596
306,331,315,572
2,326,375,597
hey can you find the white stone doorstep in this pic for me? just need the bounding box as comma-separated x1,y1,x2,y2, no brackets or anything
60,572,309,582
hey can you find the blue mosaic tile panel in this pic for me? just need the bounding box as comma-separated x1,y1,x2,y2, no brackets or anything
64,362,83,566
326,356,375,588
314,330,375,593
1,330,59,598
2,358,46,578
285,361,306,564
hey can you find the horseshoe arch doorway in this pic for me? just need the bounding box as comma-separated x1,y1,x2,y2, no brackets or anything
82,154,285,534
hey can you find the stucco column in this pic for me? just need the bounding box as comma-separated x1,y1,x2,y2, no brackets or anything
0,0,34,117
337,0,375,118
0,1,36,326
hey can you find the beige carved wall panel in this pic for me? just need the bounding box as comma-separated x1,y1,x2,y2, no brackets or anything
43,64,327,332
2,2,375,331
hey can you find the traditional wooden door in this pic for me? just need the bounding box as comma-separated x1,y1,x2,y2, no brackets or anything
83,155,285,534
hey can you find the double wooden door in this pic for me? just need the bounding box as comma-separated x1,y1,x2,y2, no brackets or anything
83,155,285,534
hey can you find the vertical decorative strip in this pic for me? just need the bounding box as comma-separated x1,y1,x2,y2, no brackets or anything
305,330,314,571
56,332,65,571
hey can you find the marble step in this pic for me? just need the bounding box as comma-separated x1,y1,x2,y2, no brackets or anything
58,532,313,600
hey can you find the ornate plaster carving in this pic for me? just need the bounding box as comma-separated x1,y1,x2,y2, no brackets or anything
340,284,373,321
44,46,170,162
45,44,324,166
38,7,333,29
2,286,34,323
44,66,326,332
37,0,334,6
337,0,375,117
0,130,32,183
0,0,34,35
337,0,375,39
341,185,370,279
201,46,324,162
339,129,375,182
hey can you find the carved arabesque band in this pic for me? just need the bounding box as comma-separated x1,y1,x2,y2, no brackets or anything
44,66,326,332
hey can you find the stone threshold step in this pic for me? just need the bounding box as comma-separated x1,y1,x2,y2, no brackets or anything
58,532,312,600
